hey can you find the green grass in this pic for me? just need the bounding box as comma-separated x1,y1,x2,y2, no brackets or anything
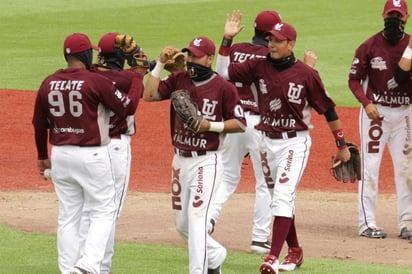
1,1,409,273
0,222,410,273
0,0,394,106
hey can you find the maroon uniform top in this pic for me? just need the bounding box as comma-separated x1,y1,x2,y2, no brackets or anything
229,42,268,114
349,32,411,107
91,65,143,136
32,67,140,159
158,71,246,151
228,58,335,133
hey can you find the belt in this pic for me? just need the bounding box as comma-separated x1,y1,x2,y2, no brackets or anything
174,148,207,158
263,131,297,139
376,102,402,108
111,134,121,139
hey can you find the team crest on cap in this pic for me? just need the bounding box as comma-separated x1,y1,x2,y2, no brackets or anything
393,0,402,7
193,38,203,47
274,23,283,31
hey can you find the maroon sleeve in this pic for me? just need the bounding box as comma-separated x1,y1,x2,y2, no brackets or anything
305,68,336,114
34,128,48,159
126,73,143,113
32,81,50,159
348,41,372,107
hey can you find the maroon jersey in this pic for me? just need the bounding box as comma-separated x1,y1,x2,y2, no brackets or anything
32,67,137,152
229,42,268,114
91,66,143,136
349,32,411,106
158,71,246,151
228,58,335,133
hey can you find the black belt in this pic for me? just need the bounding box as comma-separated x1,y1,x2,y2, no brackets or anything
263,131,297,139
174,148,207,158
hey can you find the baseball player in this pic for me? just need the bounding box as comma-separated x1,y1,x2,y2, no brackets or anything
82,32,145,274
216,18,351,273
209,10,318,255
348,0,412,240
143,37,246,274
32,33,142,274
207,10,281,254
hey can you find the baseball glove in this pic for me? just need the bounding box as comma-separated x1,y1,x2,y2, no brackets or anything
170,89,203,133
164,50,186,72
114,34,150,69
330,143,362,183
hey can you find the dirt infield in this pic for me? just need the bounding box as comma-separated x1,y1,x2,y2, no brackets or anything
0,89,410,268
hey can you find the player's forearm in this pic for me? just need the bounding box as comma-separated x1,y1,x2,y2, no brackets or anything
394,45,412,85
348,79,370,107
34,128,48,160
215,54,230,80
143,61,164,101
327,119,348,150
197,118,245,133
143,76,161,101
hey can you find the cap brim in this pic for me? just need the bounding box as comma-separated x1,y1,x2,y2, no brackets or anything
385,8,407,16
92,45,99,51
264,30,288,41
182,46,206,57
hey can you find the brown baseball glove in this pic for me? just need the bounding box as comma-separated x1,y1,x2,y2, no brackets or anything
114,34,150,69
170,89,203,133
164,50,186,72
330,143,362,183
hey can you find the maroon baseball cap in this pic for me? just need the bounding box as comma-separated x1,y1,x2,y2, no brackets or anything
254,10,282,32
182,36,216,57
383,0,408,16
265,22,297,41
98,32,120,54
64,33,98,55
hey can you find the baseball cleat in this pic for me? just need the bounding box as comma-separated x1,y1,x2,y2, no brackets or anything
207,265,221,274
360,227,387,239
400,227,412,240
208,218,216,235
251,240,271,254
260,255,279,274
279,246,304,272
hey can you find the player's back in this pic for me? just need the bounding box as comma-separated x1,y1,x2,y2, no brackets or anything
229,42,268,114
91,67,142,136
35,67,121,146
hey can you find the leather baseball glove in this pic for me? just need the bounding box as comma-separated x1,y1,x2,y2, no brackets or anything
115,34,150,69
170,89,203,133
330,143,362,183
164,50,186,72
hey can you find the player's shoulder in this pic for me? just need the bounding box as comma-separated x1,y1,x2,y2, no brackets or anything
356,32,383,50
231,42,268,56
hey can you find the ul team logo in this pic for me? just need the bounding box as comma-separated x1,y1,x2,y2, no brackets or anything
201,98,218,120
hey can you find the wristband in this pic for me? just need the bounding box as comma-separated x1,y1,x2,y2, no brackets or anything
336,139,347,150
219,37,233,56
209,121,225,133
332,129,347,149
221,37,233,48
151,61,165,78
402,46,412,60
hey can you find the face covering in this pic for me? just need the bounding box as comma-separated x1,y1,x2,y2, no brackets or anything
98,49,125,70
383,17,405,44
186,62,213,82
